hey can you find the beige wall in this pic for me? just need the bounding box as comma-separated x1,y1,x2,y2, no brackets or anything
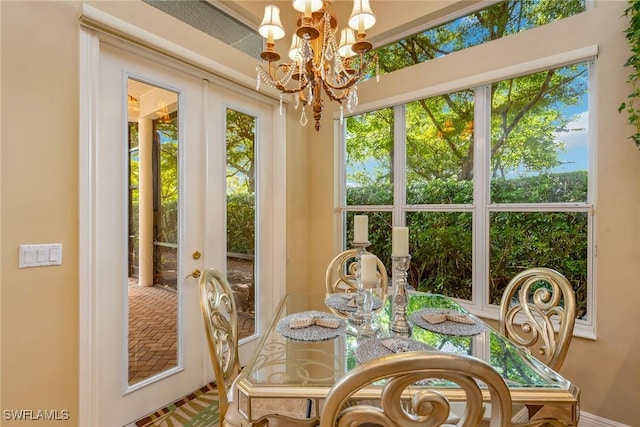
2,1,81,424
1,1,638,426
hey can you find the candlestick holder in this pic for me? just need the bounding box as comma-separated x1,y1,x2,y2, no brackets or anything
357,278,380,339
348,241,370,326
390,254,412,336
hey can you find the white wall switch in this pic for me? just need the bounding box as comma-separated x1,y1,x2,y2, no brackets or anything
19,243,63,268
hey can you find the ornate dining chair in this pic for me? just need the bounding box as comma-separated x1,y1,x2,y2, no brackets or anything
319,351,513,427
497,267,578,424
320,351,570,427
499,267,577,372
199,268,319,427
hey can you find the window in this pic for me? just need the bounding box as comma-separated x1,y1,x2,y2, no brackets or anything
339,61,592,325
371,0,586,77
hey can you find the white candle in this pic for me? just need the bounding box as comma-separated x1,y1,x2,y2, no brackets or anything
360,254,377,282
392,227,409,256
353,215,368,243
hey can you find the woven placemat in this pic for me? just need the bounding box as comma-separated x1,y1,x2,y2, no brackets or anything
410,308,485,336
356,337,434,364
277,310,346,341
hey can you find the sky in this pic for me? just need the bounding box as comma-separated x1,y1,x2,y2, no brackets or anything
553,110,589,173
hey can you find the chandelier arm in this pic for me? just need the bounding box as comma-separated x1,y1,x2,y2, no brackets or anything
320,55,378,92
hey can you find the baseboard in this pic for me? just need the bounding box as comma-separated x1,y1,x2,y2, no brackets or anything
579,411,631,427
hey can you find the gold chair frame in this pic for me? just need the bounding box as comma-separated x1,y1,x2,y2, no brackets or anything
320,351,513,427
199,268,319,427
499,267,577,372
199,268,241,423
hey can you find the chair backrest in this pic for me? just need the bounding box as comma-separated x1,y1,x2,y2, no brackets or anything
499,267,576,372
319,351,512,427
199,268,240,418
325,249,389,296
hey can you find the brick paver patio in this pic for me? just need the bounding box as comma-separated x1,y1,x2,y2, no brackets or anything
128,269,255,383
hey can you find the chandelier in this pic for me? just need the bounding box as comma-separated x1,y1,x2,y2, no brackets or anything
256,0,378,131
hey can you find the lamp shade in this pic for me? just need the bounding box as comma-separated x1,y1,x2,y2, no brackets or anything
259,5,286,40
292,0,323,14
289,34,301,61
338,28,356,57
348,0,376,31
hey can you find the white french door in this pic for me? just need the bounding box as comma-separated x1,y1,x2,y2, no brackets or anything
205,82,281,364
81,33,286,426
94,43,209,426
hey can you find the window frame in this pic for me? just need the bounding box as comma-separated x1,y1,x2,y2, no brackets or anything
335,51,597,339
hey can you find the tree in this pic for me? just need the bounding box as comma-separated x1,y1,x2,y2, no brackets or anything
226,109,256,194
347,0,586,184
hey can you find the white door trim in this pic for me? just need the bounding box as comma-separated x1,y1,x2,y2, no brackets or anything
79,26,101,427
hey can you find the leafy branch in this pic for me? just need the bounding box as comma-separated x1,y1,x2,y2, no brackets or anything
619,0,640,148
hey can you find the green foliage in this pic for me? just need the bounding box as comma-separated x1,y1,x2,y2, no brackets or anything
226,193,255,254
373,0,585,75
620,0,640,148
491,171,588,203
344,172,588,317
351,1,589,185
347,62,587,186
226,109,256,193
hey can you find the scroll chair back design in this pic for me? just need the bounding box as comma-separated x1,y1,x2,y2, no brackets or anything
319,351,512,427
199,268,240,423
499,267,576,372
200,268,319,427
325,249,389,295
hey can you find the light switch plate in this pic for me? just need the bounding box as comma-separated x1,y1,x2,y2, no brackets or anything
19,243,63,268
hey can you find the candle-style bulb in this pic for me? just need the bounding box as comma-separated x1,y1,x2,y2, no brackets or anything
392,226,409,257
354,215,369,243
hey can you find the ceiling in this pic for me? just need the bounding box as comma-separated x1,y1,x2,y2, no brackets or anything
211,0,481,47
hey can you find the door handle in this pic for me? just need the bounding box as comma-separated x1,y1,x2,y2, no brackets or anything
186,268,201,279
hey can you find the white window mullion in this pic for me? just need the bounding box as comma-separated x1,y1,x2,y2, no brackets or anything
334,118,348,253
473,85,491,310
393,104,407,226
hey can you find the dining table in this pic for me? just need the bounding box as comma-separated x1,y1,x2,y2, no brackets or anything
234,290,580,426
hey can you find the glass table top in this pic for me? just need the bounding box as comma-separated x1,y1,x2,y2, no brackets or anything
241,292,576,395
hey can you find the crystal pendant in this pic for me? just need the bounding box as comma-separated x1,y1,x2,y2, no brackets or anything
300,108,308,126
376,61,380,83
347,90,358,113
279,94,283,115
256,72,261,91
340,106,344,125
294,94,300,110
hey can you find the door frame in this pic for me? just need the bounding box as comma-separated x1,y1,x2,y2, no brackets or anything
79,20,287,425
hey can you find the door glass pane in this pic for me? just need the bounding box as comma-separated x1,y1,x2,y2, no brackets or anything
226,108,256,339
127,78,179,385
